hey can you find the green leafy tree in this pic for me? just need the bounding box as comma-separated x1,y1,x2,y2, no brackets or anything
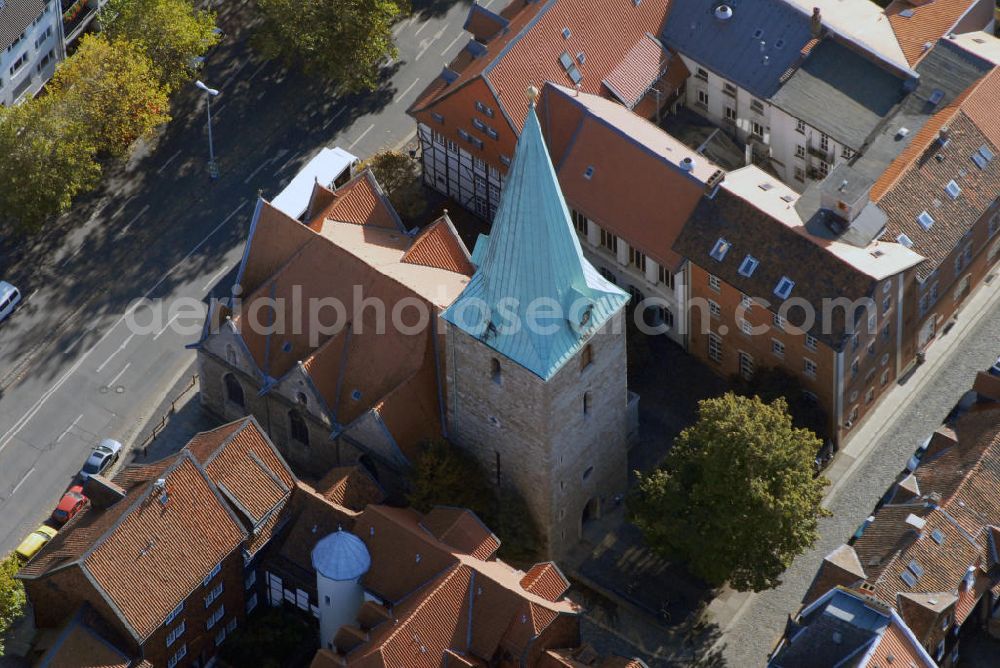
49,35,170,159
730,366,830,442
408,440,542,565
0,98,101,233
362,150,417,195
630,393,829,592
254,0,409,92
103,0,219,92
0,554,27,656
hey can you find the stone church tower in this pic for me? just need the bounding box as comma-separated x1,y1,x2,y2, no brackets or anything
442,88,631,560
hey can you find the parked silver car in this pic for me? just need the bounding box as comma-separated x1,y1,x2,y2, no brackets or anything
80,439,123,481
0,281,21,323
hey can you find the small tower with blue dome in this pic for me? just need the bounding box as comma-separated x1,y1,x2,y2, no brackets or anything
311,527,370,650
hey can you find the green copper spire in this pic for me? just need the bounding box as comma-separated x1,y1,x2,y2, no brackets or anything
443,86,628,380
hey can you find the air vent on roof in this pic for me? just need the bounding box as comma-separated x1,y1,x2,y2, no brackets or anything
714,4,733,20
896,127,910,139
753,28,763,39
562,27,571,39
710,238,731,261
928,89,944,105
897,233,914,248
945,180,961,199
917,211,935,230
351,389,362,401
738,255,758,277
680,156,696,172
775,39,784,49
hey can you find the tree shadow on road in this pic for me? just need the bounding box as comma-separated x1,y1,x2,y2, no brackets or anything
411,0,472,21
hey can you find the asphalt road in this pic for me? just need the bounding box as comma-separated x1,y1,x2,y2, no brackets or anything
0,0,475,556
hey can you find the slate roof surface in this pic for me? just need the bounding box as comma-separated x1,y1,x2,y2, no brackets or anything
443,101,628,380
886,0,980,66
0,0,44,52
771,38,908,150
661,0,814,99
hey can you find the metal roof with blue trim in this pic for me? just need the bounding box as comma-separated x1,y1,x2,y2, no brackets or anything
442,87,628,381
311,528,371,582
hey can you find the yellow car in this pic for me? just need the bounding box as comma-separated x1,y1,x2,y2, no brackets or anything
14,525,57,561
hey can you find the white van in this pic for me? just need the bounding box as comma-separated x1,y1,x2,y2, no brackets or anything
0,282,21,323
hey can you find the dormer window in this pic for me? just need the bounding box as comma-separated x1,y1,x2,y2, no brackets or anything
738,255,759,277
774,276,795,299
709,238,731,262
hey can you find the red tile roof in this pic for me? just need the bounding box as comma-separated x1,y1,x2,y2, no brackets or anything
421,507,500,560
315,466,386,511
886,0,981,66
519,562,571,602
412,0,671,131
36,613,132,668
602,36,670,109
401,215,475,275
310,170,403,232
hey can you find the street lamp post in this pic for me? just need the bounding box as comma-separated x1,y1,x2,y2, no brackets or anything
195,80,220,179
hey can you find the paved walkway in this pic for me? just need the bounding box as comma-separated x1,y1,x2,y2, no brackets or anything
712,268,1000,664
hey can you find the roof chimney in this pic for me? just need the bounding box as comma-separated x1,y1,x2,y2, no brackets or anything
938,126,951,145
811,7,822,36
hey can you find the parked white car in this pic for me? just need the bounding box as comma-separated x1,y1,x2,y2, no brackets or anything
0,281,21,323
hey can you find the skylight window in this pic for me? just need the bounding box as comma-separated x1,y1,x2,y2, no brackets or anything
558,51,573,69
583,166,594,180
917,211,935,230
980,145,995,162
908,560,925,579
897,233,914,248
774,276,795,299
752,28,763,39
931,529,945,545
781,194,795,203
576,51,585,64
758,182,773,191
928,89,944,105
567,65,583,84
562,27,571,39
945,180,961,199
709,238,731,262
738,255,758,277
900,570,917,587
775,39,785,49
973,152,988,169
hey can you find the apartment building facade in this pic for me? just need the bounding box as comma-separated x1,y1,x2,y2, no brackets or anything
0,0,63,106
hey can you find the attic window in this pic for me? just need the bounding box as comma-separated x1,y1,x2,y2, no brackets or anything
775,38,785,49
917,211,935,230
576,51,586,64
897,233,914,248
583,165,594,180
709,238,731,261
907,559,925,579
567,65,583,85
928,89,944,105
774,276,795,299
900,8,914,17
752,28,763,39
559,51,573,69
900,570,917,587
973,144,994,169
931,529,945,545
945,180,961,199
562,27,571,39
738,255,759,277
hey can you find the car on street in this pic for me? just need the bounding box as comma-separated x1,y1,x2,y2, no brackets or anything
79,438,123,481
52,485,87,526
0,281,21,323
990,355,1000,377
14,524,58,561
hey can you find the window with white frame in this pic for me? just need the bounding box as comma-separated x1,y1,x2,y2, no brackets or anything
206,605,225,630
599,228,618,253
794,166,805,182
708,333,722,363
773,313,784,330
795,145,805,159
805,334,818,351
571,209,588,236
841,146,854,160
695,68,708,81
739,319,752,336
865,387,874,404
697,89,709,107
165,601,184,626
750,98,764,115
629,247,647,272
204,582,224,608
795,119,806,134
708,274,721,292
658,265,675,289
819,133,830,151
725,106,736,122
881,369,889,386
166,620,185,647
740,293,753,311
738,351,754,380
723,82,737,97
751,121,764,139
167,644,187,668
771,339,785,357
709,300,721,319
804,358,817,377
203,562,222,586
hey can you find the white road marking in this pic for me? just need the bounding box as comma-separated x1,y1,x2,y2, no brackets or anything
348,123,375,150
246,60,268,82
96,333,135,374
107,363,131,388
392,16,413,36
11,468,35,495
322,107,346,131
398,77,422,100
415,26,448,61
213,103,227,118
0,199,250,456
56,414,84,443
113,196,136,220
441,32,465,56
243,157,275,184
60,244,84,267
273,153,299,176
156,150,183,175
414,20,430,36
152,314,180,341
203,265,230,292
64,331,88,355
117,204,151,238
27,289,38,301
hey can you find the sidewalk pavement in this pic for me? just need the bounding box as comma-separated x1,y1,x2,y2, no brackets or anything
705,265,1000,643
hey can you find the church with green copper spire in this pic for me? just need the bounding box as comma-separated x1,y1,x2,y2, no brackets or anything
442,86,632,560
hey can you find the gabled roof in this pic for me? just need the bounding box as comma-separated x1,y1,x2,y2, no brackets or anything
421,506,500,560
662,0,814,99
886,0,983,66
307,170,404,233
541,83,722,272
0,0,45,52
442,97,628,380
411,0,672,131
401,214,475,275
601,34,671,110
315,466,386,512
520,562,571,602
36,607,132,668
